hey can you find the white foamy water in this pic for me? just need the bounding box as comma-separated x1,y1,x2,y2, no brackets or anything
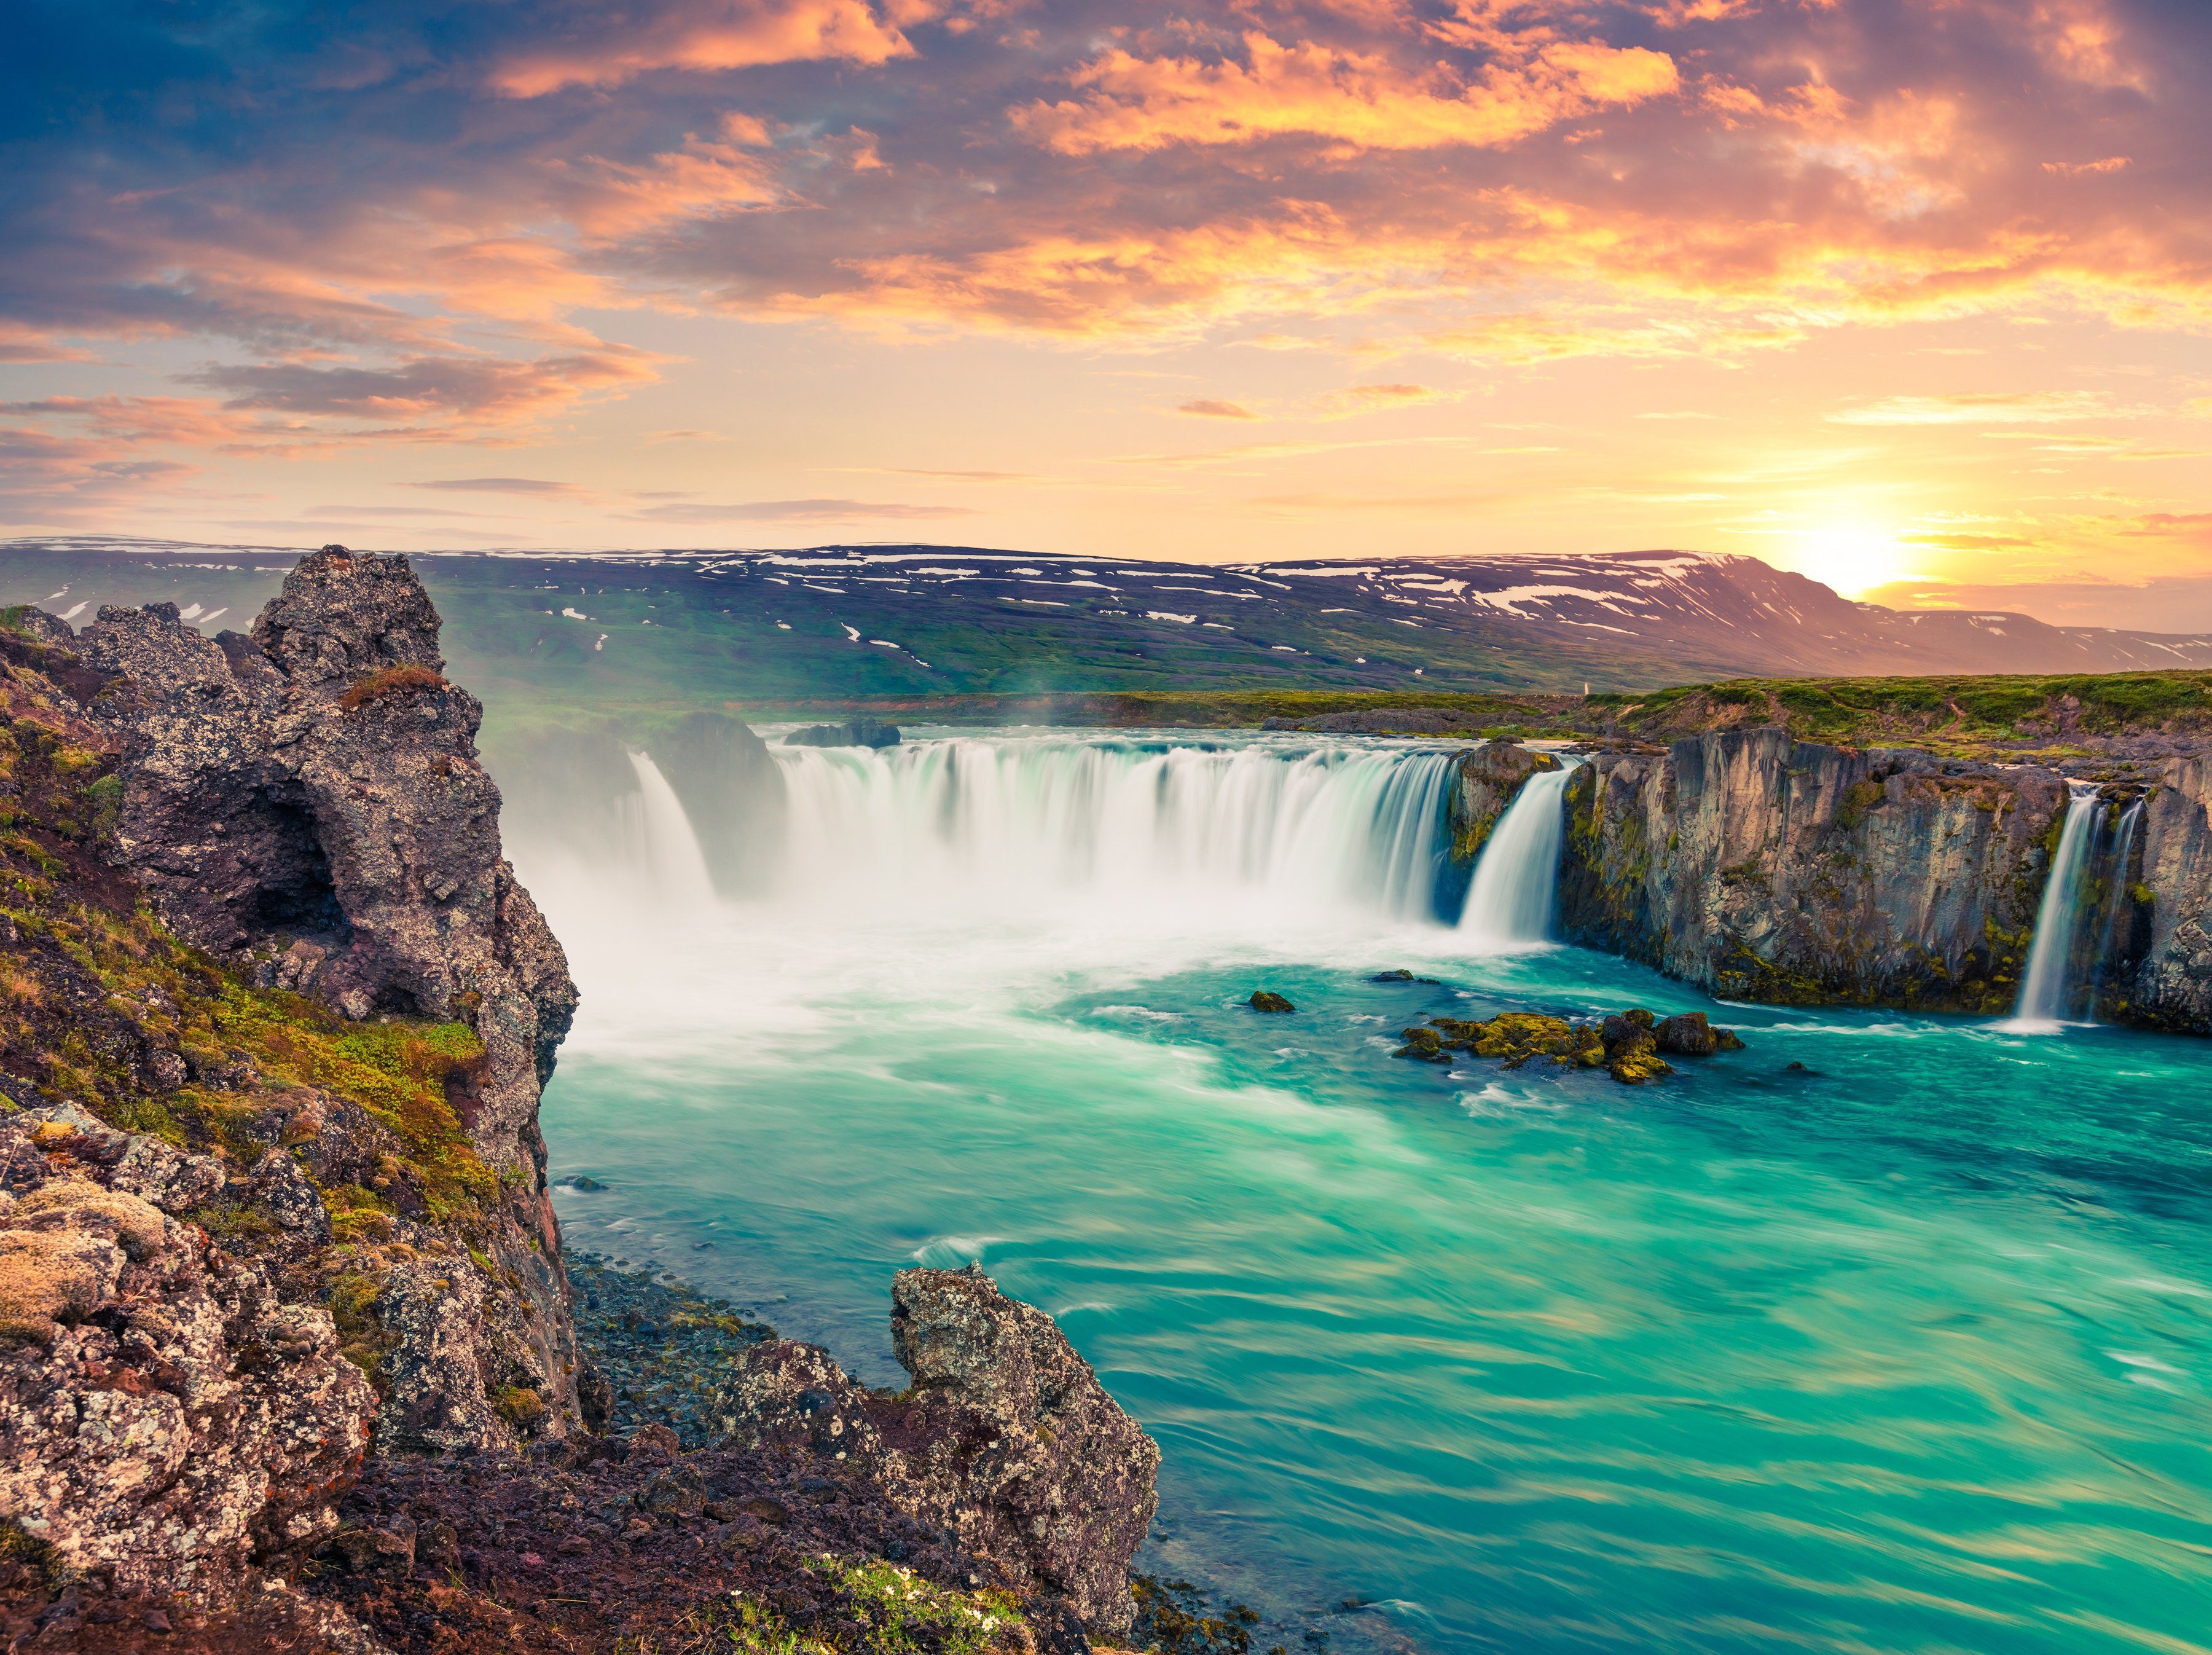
1457,762,1576,947
2005,780,2103,1032
770,734,1459,928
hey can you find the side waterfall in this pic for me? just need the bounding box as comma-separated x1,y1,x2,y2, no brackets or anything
1458,764,1577,946
621,750,718,911
2008,780,2103,1029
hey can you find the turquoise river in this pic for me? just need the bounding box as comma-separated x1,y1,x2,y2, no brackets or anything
508,729,2212,1655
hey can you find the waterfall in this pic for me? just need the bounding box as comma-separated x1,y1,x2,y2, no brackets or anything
2090,798,2145,1008
2007,781,2102,1030
1457,765,1577,946
619,750,718,912
763,734,1462,930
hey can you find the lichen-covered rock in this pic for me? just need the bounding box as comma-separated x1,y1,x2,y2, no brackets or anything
711,1265,1159,1639
1559,730,2065,1013
79,548,582,1442
0,1106,374,1599
373,1262,505,1456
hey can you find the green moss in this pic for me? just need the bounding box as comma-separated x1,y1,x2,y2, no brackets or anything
0,1517,68,1591
613,1559,1027,1655
1131,1574,1268,1655
493,1385,546,1430
187,1198,279,1239
1834,780,1885,831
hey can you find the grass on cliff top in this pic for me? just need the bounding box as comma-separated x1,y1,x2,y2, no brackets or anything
699,669,2212,755
1594,669,2212,750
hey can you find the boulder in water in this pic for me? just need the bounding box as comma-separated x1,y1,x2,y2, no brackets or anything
1393,1026,1453,1062
1249,990,1296,1013
1653,1010,1747,1056
783,718,901,749
1599,1008,1672,1083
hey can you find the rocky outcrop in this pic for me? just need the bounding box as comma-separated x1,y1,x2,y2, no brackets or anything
710,1264,1160,1639
1446,739,1561,862
1558,729,2067,1012
2130,757,2212,1030
783,717,901,749
0,1104,374,1599
74,548,582,1444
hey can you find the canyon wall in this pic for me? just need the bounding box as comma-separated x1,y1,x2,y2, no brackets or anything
1555,730,2069,1014
2130,757,2212,1031
1521,729,2208,1034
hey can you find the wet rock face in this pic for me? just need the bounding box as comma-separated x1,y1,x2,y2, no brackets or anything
0,1105,374,1598
1559,729,2066,1014
2134,757,2212,1032
76,547,583,1441
710,1265,1161,1639
1448,739,1562,862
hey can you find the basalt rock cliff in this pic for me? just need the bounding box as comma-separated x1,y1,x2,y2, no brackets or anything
1555,730,2068,1012
1447,741,1563,863
2123,758,2212,1030
1447,726,2210,1032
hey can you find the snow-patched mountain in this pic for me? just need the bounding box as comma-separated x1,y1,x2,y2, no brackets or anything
4,540,2207,699
1236,549,2212,676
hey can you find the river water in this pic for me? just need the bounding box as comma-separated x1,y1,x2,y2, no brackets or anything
512,729,2212,1655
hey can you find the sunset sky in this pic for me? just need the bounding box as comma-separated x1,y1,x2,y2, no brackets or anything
5,0,2208,621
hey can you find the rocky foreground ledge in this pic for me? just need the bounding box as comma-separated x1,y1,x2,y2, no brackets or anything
0,551,1161,1653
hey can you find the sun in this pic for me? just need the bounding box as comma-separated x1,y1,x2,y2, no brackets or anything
1786,527,1915,600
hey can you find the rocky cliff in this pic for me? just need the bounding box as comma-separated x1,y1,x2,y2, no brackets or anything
1446,741,1563,863
0,559,1164,1650
2128,757,2212,1031
74,550,584,1450
1555,730,2068,1012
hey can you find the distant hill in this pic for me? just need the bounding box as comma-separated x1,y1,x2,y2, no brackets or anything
4,539,2210,726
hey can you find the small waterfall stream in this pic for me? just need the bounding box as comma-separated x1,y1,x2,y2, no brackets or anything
620,750,717,910
2092,798,2146,1004
1458,765,1577,946
2008,780,2103,1029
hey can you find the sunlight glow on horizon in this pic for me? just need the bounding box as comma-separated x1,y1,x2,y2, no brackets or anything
1781,529,1920,602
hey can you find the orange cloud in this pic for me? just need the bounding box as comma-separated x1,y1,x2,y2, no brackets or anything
1010,32,1678,154
490,0,927,98
1178,398,1259,419
1316,382,1460,416
546,127,784,239
2041,155,2129,177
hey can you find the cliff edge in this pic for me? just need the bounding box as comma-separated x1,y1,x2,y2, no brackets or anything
0,556,1162,1651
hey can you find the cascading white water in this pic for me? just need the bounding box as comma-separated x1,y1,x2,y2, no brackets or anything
2007,780,2103,1030
1457,763,1577,947
619,750,717,911
2092,798,2145,999
767,734,1461,932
